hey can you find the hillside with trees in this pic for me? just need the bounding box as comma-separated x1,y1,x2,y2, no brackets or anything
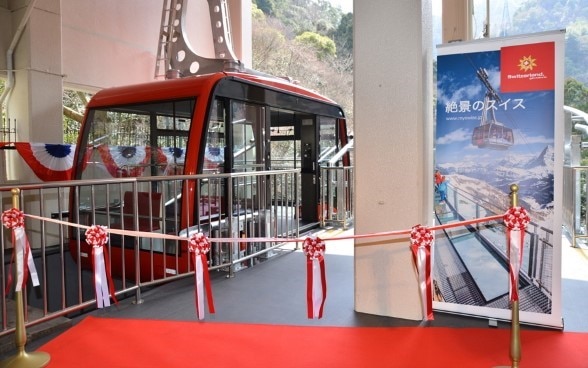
251,0,354,131
509,0,588,111
466,0,587,110
510,0,587,85
251,0,587,131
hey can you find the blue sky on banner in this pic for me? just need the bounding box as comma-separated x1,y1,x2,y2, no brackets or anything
435,49,554,165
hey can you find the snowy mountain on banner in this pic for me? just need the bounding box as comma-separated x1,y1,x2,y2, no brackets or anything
438,145,554,211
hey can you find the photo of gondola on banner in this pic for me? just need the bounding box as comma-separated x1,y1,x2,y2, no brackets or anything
471,68,514,150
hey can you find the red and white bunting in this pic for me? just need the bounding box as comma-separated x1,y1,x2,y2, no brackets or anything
188,233,215,320
85,225,117,308
303,236,327,319
2,208,40,292
97,145,151,178
15,142,76,181
503,207,530,302
410,224,434,320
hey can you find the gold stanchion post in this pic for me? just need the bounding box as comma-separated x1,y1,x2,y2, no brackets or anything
495,183,521,368
0,188,50,368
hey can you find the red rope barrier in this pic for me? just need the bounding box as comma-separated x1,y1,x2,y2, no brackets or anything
23,212,506,245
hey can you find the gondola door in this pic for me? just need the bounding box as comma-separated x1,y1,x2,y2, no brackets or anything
300,116,319,222
227,100,268,223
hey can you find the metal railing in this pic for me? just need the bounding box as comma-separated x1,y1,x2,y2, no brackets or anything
320,166,354,229
443,184,554,299
0,169,300,337
563,106,588,248
563,166,588,247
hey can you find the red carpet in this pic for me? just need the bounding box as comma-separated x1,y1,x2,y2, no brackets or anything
38,316,587,367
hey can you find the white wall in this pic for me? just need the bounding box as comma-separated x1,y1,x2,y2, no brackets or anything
354,0,434,320
61,0,252,92
62,0,199,91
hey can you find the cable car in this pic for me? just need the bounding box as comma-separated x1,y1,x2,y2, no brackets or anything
471,68,514,150
68,71,350,280
472,122,514,150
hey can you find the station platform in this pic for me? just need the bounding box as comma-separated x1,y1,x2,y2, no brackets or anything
1,227,587,360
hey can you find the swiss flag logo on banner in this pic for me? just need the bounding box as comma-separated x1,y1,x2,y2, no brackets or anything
500,41,555,93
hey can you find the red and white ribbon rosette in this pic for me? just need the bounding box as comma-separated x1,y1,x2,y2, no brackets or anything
2,208,40,293
503,207,530,302
410,224,434,320
86,225,118,308
188,233,215,320
303,236,327,319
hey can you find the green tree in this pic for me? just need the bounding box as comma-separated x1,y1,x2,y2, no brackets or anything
252,3,265,20
251,9,353,131
62,90,91,144
253,0,277,16
511,0,588,84
252,17,288,71
565,21,588,84
295,31,336,59
565,78,588,112
332,12,353,61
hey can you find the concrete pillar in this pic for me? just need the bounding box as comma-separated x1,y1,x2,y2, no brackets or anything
5,0,62,181
8,0,62,143
354,0,433,320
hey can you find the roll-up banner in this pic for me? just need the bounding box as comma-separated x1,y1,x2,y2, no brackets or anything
434,30,565,328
